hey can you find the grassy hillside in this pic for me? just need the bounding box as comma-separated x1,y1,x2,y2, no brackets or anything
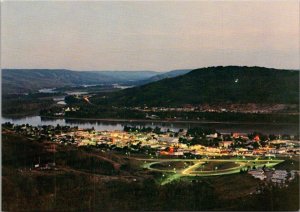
92,66,299,106
2,69,158,94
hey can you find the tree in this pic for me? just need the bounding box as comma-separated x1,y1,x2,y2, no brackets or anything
252,142,259,149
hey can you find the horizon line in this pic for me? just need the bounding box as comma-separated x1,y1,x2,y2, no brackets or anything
2,65,299,72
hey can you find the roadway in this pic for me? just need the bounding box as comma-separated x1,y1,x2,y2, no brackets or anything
139,158,284,185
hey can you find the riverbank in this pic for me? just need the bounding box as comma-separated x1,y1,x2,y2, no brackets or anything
2,92,65,118
42,115,299,126
2,115,299,135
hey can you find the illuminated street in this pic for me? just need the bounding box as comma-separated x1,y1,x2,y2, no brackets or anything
140,158,284,184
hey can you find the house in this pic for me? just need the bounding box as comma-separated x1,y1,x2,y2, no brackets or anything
254,135,260,142
173,152,184,156
219,141,233,148
271,170,288,184
146,114,160,119
206,133,218,139
248,169,266,180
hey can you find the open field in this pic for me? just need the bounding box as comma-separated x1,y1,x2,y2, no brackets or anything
151,161,194,171
274,157,300,170
195,161,238,171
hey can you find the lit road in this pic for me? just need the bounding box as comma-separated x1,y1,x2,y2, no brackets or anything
181,161,205,175
139,158,284,185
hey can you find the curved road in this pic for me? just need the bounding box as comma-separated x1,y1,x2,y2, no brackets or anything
140,158,284,185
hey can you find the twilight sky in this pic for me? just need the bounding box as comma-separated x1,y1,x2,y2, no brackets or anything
1,1,299,71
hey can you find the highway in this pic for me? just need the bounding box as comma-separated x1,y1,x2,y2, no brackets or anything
140,158,284,185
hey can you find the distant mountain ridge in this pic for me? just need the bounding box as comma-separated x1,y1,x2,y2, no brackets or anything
92,66,299,106
137,69,192,85
2,69,159,94
2,68,194,94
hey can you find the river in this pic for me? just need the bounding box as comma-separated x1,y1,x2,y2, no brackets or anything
1,115,299,135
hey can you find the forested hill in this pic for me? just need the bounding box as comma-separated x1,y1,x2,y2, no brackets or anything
93,66,299,106
2,69,158,94
137,69,192,85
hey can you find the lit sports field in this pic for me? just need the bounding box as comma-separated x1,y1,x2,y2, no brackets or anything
140,158,284,185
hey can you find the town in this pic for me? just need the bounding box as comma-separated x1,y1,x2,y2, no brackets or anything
3,122,299,158
129,103,299,114
3,122,299,187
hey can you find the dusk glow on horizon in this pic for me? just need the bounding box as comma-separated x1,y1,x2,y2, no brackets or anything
2,1,299,71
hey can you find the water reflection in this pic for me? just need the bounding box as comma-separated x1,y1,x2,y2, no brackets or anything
1,115,299,135
38,88,58,93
